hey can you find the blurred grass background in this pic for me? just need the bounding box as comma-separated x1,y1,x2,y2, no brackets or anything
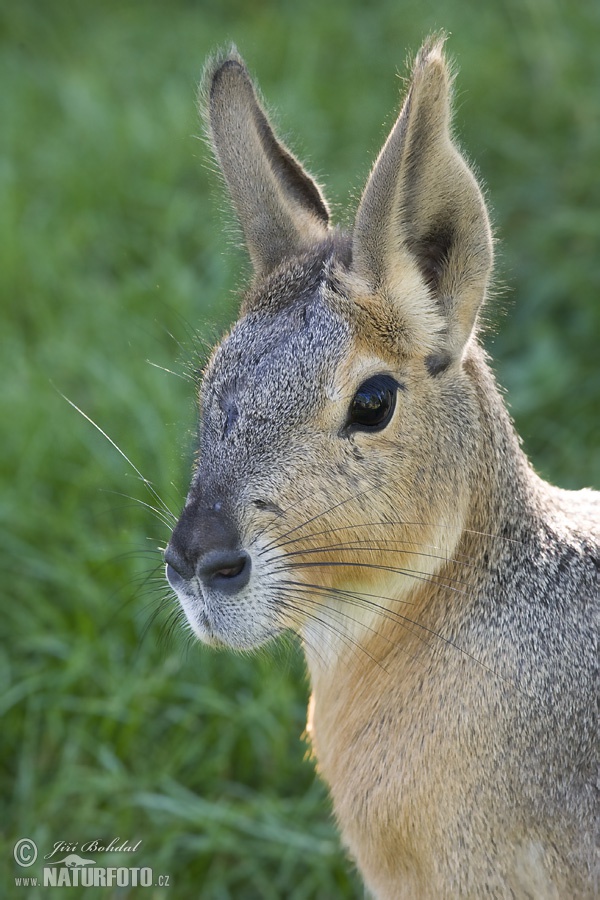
1,0,599,897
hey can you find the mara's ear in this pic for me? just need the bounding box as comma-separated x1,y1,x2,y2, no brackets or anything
202,48,330,277
352,37,493,362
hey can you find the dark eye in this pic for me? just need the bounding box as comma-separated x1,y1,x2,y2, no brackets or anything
347,374,398,432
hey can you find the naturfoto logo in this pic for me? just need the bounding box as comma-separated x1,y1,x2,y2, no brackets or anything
13,838,170,890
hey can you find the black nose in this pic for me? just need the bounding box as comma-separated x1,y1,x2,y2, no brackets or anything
165,537,251,596
165,496,252,595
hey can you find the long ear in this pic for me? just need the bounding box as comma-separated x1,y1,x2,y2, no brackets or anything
203,49,330,277
352,37,493,361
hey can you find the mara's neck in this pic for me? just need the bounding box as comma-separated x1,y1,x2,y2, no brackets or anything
463,346,540,538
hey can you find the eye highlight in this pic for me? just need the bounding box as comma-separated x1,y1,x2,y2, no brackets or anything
347,374,399,432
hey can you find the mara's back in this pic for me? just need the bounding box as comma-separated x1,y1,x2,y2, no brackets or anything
164,38,599,898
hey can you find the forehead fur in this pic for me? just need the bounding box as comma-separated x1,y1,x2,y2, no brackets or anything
200,241,353,466
202,235,437,446
231,232,435,369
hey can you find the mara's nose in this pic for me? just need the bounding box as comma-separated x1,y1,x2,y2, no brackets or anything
165,546,251,595
164,499,251,596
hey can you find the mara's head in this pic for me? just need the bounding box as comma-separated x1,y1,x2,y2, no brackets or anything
165,38,493,661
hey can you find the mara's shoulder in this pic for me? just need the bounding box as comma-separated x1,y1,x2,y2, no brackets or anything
505,484,600,617
538,485,600,547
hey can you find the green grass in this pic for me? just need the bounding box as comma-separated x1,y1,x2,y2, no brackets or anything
2,1,599,897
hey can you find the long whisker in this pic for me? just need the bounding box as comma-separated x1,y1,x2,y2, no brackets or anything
158,322,198,360
258,487,378,555
59,391,175,522
100,490,176,529
259,518,519,558
276,577,416,608
280,582,426,668
136,597,189,661
99,562,166,634
275,592,390,673
275,596,358,663
248,483,345,550
268,599,330,672
259,524,462,561
140,594,180,647
266,541,477,574
278,580,527,695
146,359,194,382
270,559,470,593
282,584,413,648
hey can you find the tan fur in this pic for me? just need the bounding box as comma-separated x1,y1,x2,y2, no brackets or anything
165,36,600,898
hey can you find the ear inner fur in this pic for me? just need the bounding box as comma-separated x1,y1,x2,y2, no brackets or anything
352,37,493,361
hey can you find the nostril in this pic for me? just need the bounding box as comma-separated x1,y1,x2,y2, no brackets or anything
197,550,251,594
213,559,246,580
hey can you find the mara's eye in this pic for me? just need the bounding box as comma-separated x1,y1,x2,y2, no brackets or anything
348,374,398,432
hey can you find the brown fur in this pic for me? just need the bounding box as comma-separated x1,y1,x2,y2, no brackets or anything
165,37,600,897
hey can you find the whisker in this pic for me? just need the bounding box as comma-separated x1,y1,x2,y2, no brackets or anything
146,359,194,382
100,489,176,529
266,540,478,574
282,587,400,649
87,547,164,572
59,391,176,522
258,521,452,558
259,519,519,558
281,583,426,668
269,598,330,671
141,594,181,649
278,579,527,695
282,579,433,651
277,577,416,608
275,592,389,673
248,483,340,549
158,323,196,360
258,487,378,555
270,559,470,593
98,562,166,635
